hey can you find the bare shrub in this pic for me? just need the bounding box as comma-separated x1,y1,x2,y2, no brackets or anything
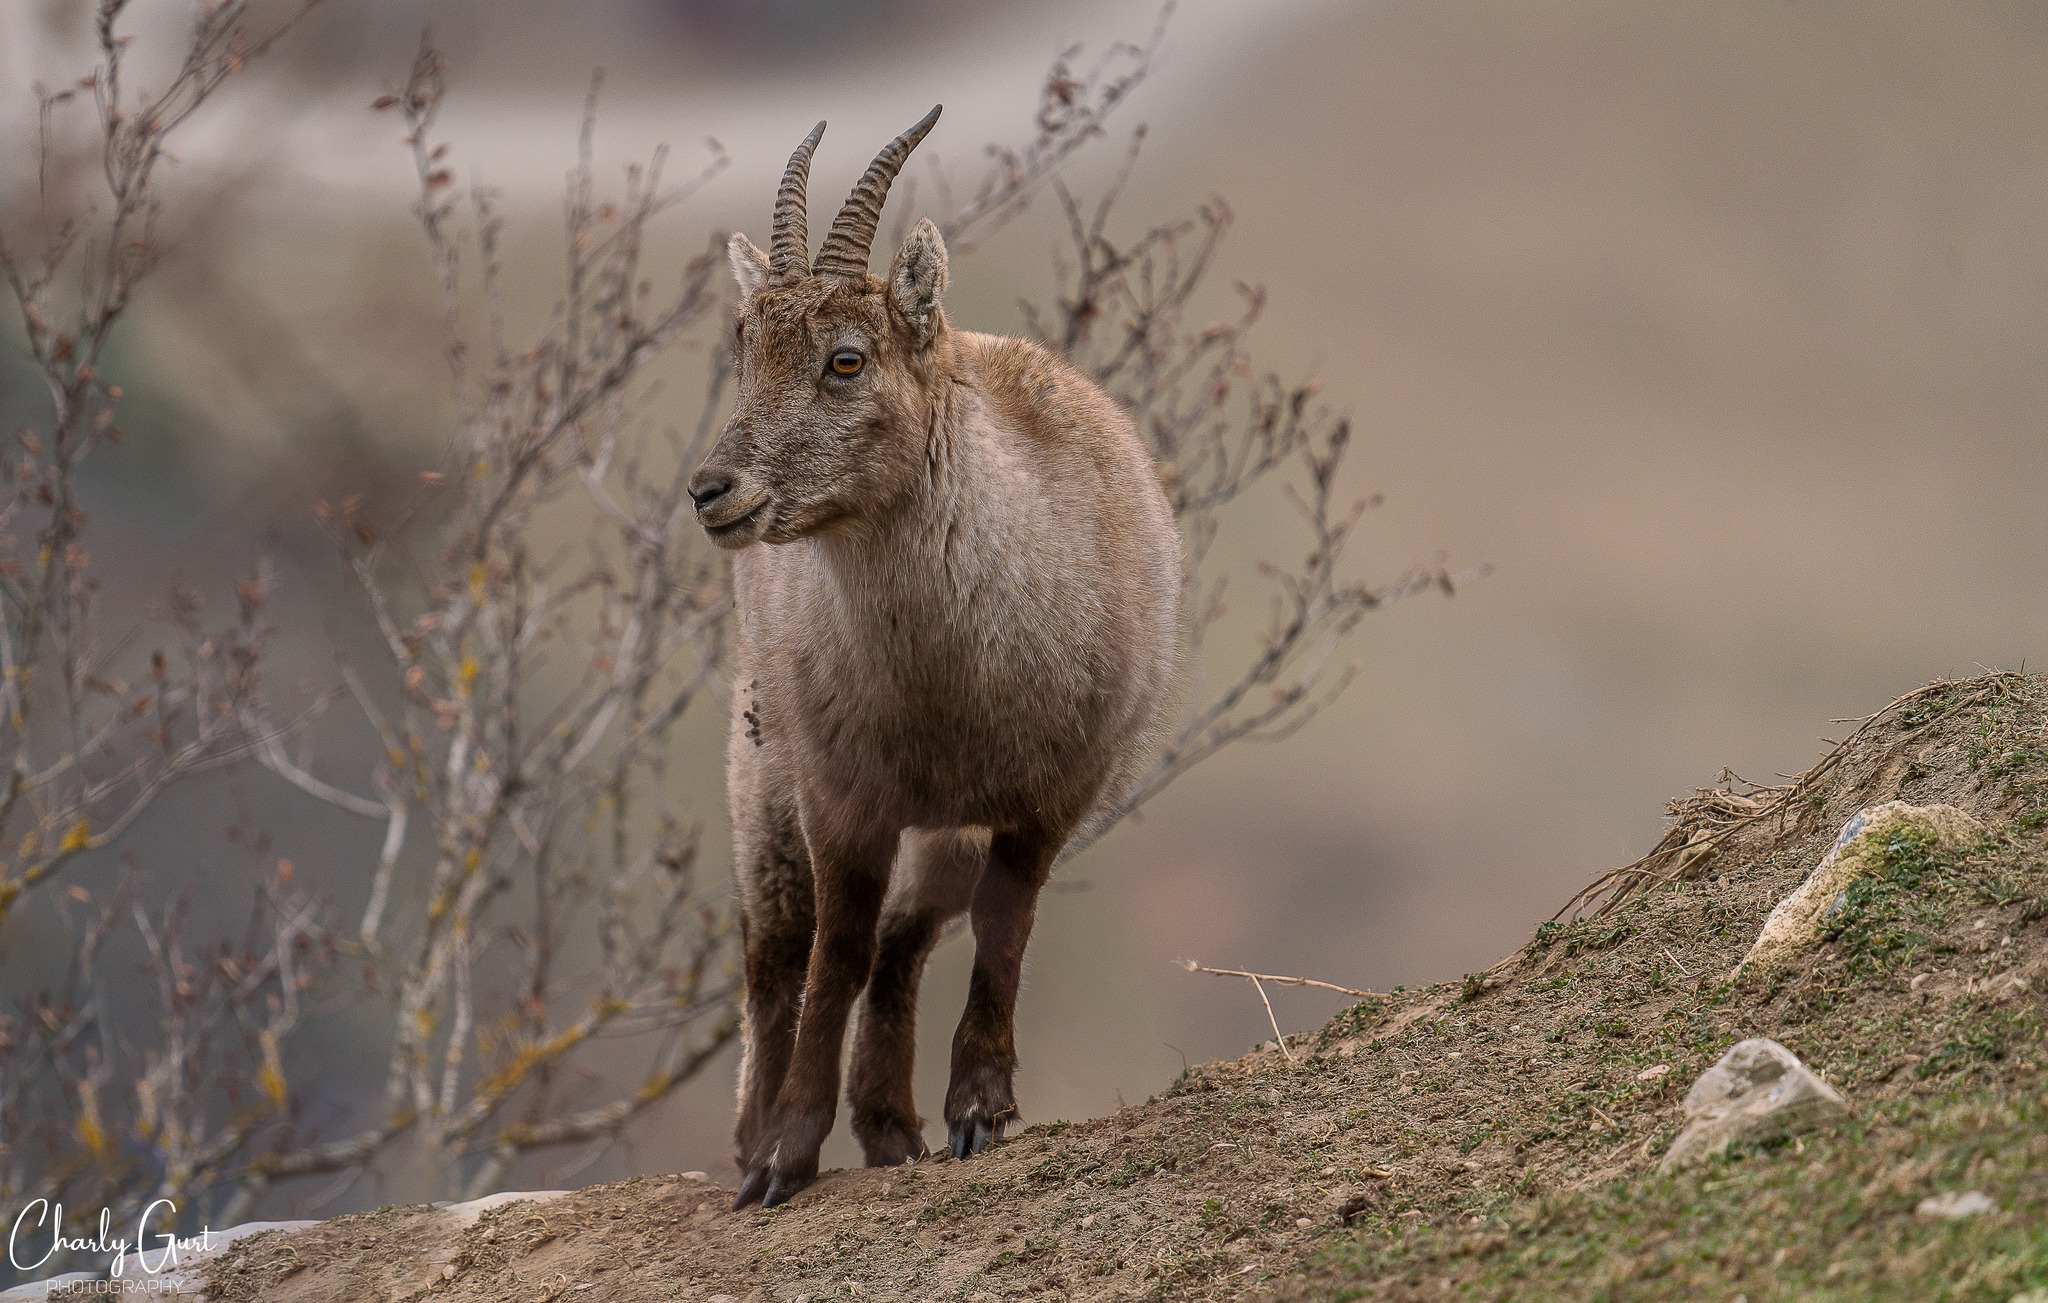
0,1,1461,1266
0,0,339,1273
224,42,741,1218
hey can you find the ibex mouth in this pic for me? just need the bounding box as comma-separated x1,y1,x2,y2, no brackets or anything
702,496,770,548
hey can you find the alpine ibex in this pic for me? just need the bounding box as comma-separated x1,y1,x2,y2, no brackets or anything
691,107,1181,1209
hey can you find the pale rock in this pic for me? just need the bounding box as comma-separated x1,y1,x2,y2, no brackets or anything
1736,802,1982,977
439,1188,571,1229
11,1190,573,1301
1636,1064,1671,1082
106,1218,319,1298
1658,1038,1847,1172
1915,1190,1996,1220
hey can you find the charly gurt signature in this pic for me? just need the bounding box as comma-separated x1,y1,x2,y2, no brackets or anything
9,1199,216,1276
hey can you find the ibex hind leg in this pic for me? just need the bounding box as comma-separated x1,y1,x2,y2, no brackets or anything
848,828,987,1166
944,824,1059,1159
732,800,815,1172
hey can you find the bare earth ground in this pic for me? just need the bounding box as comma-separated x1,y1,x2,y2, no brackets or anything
204,672,2048,1301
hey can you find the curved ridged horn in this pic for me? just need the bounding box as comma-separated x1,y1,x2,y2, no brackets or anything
771,121,827,283
812,104,941,280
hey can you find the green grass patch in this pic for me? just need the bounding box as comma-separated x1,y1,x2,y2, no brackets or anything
1822,826,1974,978
1314,1087,2048,1301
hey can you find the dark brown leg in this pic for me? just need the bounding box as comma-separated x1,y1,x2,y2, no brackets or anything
944,825,1059,1160
847,907,945,1165
734,812,897,1209
848,830,985,1166
732,826,814,1171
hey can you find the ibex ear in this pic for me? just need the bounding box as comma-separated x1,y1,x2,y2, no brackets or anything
728,233,772,298
888,218,947,348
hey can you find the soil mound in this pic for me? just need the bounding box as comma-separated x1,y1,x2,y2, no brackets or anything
201,672,2048,1301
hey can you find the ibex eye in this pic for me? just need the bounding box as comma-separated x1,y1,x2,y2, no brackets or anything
828,350,865,377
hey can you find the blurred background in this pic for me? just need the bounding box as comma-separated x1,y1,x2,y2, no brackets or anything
2,0,2044,1199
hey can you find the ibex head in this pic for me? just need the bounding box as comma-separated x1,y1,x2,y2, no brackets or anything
690,107,948,550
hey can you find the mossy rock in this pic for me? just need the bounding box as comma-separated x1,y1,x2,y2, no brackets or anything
1736,800,1984,977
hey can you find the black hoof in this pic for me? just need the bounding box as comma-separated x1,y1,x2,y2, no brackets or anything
762,1170,806,1208
947,1114,999,1160
857,1119,928,1168
732,1163,772,1210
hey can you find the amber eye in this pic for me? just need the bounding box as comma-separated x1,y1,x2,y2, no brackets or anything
828,350,865,377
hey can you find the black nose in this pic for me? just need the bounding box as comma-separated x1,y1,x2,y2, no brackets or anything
689,475,731,511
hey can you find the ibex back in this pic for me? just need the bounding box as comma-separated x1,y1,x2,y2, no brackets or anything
691,107,1180,1210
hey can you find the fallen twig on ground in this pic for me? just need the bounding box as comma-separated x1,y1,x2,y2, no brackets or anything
1178,959,1388,1000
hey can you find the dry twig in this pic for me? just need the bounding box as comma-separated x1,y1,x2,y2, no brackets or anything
1180,959,1388,1001
1540,673,2019,926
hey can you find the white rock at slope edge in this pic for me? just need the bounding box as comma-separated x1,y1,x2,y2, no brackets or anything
1658,1038,1848,1172
1735,801,1983,977
0,1190,572,1301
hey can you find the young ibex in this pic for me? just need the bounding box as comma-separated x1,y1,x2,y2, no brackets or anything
691,107,1181,1209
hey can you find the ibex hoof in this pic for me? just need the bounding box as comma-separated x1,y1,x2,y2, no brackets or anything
855,1114,927,1167
733,1159,814,1210
946,1112,1002,1160
731,1128,823,1210
731,1163,772,1210
761,1170,808,1209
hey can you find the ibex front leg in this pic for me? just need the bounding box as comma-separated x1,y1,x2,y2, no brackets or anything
732,862,813,1172
945,824,1059,1159
848,829,986,1166
733,813,895,1210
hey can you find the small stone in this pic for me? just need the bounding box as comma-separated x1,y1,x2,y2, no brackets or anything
679,1170,710,1182
1636,1064,1671,1082
442,1265,457,1280
1080,1214,1096,1229
1658,1038,1848,1172
1296,1217,1313,1229
1916,1190,1995,1221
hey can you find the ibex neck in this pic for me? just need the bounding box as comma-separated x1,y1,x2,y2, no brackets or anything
812,368,1001,606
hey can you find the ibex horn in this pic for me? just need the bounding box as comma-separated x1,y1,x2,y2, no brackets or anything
812,104,941,280
771,121,826,284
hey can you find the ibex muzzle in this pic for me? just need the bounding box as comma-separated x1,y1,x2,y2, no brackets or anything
706,108,1181,1211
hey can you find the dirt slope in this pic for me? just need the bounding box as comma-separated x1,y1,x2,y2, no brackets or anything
204,672,2048,1301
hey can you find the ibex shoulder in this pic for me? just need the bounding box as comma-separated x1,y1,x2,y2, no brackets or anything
955,332,1139,460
